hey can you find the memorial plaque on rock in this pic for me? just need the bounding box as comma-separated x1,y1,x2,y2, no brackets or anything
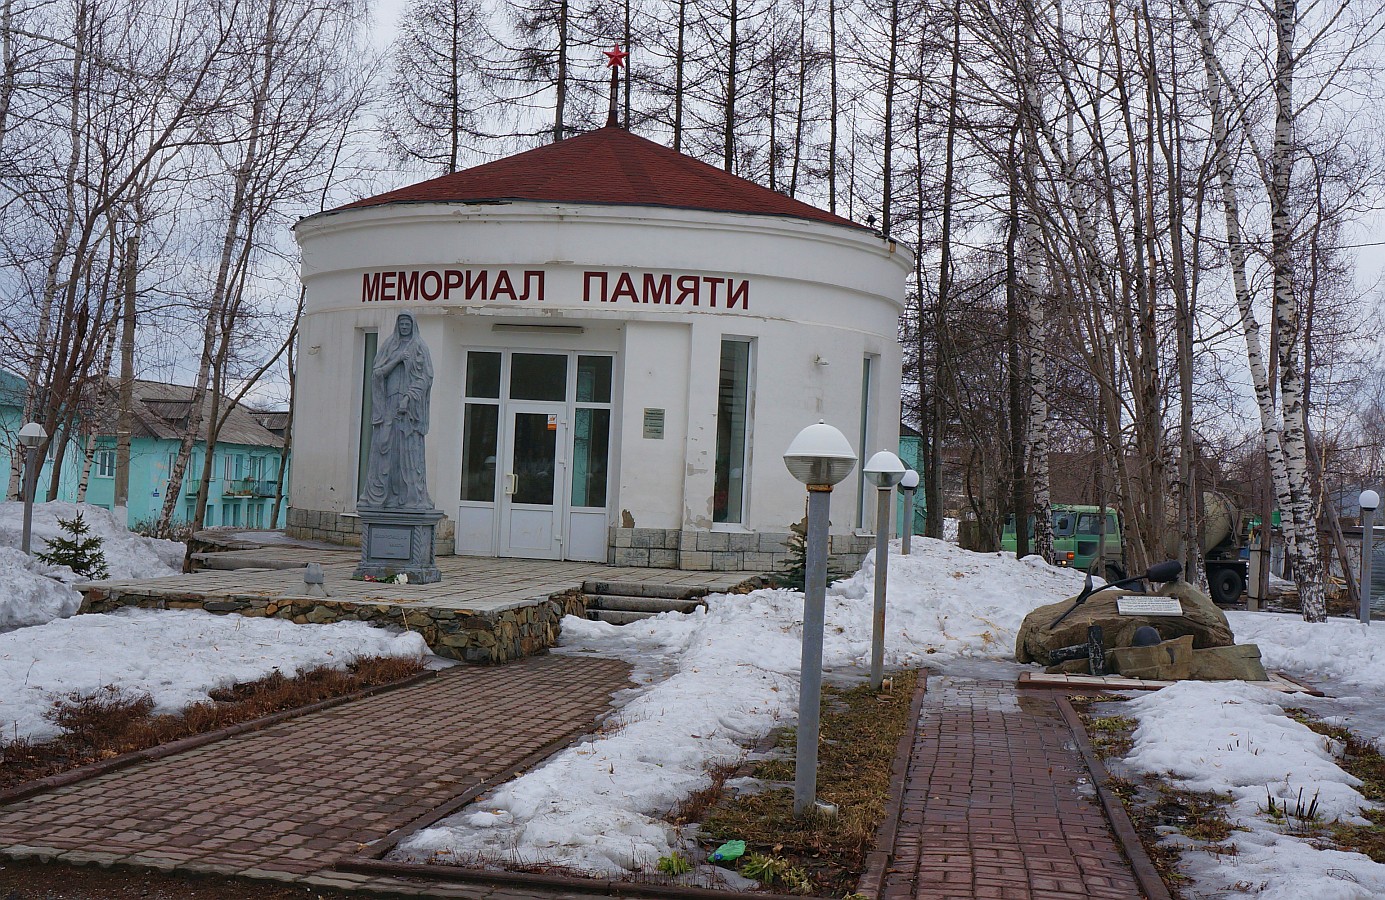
1116,596,1183,616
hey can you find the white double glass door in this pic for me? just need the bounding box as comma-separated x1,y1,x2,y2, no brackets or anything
458,350,613,561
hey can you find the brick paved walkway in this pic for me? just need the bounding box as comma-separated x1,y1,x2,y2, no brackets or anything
0,655,630,891
882,677,1144,900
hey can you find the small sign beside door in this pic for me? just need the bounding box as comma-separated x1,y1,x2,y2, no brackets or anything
643,408,665,439
547,414,558,431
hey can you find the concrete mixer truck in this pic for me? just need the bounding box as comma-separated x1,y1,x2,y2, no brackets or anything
1163,492,1248,606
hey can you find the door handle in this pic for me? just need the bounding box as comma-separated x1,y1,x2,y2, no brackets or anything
505,473,517,495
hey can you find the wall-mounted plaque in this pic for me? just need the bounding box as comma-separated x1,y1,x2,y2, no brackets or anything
643,408,665,440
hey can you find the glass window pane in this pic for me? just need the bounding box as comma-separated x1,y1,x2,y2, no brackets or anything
461,403,499,502
576,356,612,403
509,353,567,401
857,356,874,528
357,331,377,499
571,408,610,508
714,340,752,523
512,412,557,504
466,351,501,398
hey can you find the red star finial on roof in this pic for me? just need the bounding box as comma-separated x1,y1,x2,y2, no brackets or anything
604,44,628,69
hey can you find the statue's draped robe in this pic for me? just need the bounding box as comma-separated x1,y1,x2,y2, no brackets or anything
361,319,434,510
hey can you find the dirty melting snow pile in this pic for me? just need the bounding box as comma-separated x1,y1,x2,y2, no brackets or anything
0,608,428,743
395,539,1086,875
1122,680,1385,898
0,502,184,629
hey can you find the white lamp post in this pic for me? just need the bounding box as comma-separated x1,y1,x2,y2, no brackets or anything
18,422,47,555
783,421,857,818
899,468,920,556
864,450,906,691
1361,489,1379,626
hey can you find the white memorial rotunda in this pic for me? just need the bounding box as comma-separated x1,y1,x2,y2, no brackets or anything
288,125,911,572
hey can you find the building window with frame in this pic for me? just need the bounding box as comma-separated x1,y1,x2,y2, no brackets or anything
714,338,753,524
357,330,378,500
94,449,115,478
571,355,613,508
857,355,877,529
460,350,502,503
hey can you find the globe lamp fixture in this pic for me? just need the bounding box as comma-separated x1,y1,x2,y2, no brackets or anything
784,422,858,487
900,468,920,491
863,450,906,489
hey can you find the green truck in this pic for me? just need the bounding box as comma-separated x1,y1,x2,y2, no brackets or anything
1002,505,1125,581
1001,494,1253,605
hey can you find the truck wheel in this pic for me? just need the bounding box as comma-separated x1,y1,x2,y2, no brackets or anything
1209,567,1244,605
1104,564,1125,584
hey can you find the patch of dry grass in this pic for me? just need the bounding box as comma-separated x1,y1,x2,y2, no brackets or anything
1288,708,1385,862
694,670,920,897
0,655,424,790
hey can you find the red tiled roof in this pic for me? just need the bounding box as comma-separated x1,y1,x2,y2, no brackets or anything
333,127,865,230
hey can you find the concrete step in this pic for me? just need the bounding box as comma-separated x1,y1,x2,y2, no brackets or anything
587,609,662,625
585,594,705,614
581,580,707,600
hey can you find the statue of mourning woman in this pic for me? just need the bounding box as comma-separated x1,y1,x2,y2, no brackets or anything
361,311,434,511
355,311,443,584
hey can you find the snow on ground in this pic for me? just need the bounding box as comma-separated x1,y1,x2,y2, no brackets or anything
395,539,1087,875
0,608,428,743
1227,610,1385,696
0,502,184,631
1121,680,1385,899
0,548,82,631
0,502,184,579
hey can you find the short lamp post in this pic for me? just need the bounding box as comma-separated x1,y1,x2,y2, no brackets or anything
864,450,906,691
783,421,857,818
899,468,920,556
18,422,47,555
1361,489,1379,626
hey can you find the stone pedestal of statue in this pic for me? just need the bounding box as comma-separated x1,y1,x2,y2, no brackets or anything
355,506,444,584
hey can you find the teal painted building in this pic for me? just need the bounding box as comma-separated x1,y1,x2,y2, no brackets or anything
1,373,288,530
897,423,925,536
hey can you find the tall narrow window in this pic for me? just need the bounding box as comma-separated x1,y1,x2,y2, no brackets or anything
356,331,378,500
461,351,501,502
572,356,613,508
714,339,753,524
857,355,877,528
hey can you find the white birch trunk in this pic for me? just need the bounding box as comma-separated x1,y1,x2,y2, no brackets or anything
1268,0,1326,621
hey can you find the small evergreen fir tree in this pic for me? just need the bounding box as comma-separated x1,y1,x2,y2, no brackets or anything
774,517,846,591
36,512,109,579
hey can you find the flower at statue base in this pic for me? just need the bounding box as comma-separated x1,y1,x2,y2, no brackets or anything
393,573,409,585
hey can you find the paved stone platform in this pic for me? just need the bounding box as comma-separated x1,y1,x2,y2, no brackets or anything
0,655,632,891
79,552,756,662
881,677,1146,900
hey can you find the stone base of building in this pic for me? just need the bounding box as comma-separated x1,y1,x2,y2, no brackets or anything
606,527,873,574
287,507,456,556
285,507,870,574
80,589,588,665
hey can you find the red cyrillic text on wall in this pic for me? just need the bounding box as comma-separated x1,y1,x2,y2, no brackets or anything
361,269,749,310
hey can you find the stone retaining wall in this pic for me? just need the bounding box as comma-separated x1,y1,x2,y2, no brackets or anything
607,527,873,574
80,588,585,664
286,508,456,556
